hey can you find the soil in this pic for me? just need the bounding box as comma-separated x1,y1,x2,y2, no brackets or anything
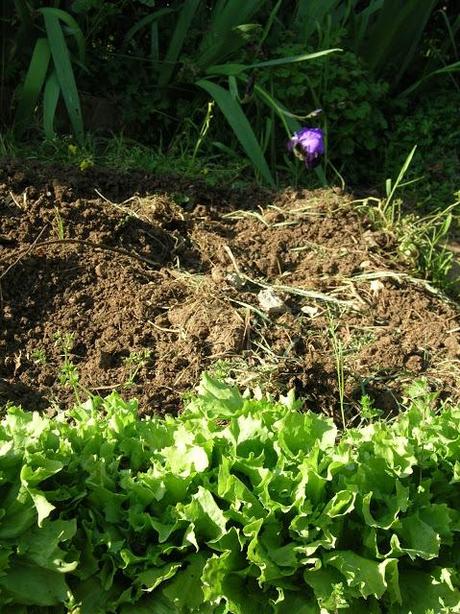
0,161,459,421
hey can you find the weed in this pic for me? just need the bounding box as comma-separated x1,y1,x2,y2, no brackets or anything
346,330,376,355
52,208,65,240
192,101,214,161
122,349,152,389
30,348,47,366
359,393,382,422
54,332,82,404
356,150,459,290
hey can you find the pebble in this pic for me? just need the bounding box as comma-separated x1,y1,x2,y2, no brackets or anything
257,288,287,316
301,305,319,318
95,263,106,277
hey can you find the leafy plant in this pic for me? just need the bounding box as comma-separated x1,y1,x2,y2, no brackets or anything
269,43,388,177
384,86,460,210
2,0,458,189
13,7,85,142
1,374,460,612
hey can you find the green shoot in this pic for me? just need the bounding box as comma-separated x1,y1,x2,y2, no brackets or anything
52,208,65,240
54,332,81,404
327,313,346,429
122,349,152,389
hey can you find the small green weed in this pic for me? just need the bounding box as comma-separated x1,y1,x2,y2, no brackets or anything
122,349,152,389
54,332,82,404
52,208,65,240
359,393,382,422
30,348,47,366
356,148,459,290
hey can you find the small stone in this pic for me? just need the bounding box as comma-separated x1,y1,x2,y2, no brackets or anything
211,267,225,283
359,260,372,270
370,279,385,296
444,335,460,358
301,305,319,318
95,263,106,277
257,288,287,316
363,231,378,248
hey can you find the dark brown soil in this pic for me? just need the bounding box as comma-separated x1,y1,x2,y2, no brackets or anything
0,161,459,420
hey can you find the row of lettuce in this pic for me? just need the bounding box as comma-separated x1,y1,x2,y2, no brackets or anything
0,375,459,612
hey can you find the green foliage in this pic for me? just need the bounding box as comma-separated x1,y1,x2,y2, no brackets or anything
1,375,460,611
197,79,275,186
357,0,438,86
384,87,460,210
2,0,458,189
11,5,85,142
270,44,389,167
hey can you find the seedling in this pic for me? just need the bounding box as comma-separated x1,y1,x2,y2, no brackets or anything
359,393,382,421
122,349,152,389
31,348,47,365
52,208,65,240
54,332,81,403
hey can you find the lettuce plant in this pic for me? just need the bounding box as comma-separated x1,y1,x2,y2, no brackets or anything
0,376,459,612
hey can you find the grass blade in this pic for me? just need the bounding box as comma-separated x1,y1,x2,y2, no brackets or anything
385,145,417,218
256,0,282,53
253,84,300,135
197,79,274,185
43,70,60,139
40,9,84,143
362,0,437,85
399,60,460,97
13,0,33,31
247,48,341,70
158,0,201,88
123,8,173,48
198,0,267,67
39,7,86,63
293,0,342,41
207,49,341,77
14,38,51,137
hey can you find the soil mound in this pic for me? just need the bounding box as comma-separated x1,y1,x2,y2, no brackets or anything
1,162,458,419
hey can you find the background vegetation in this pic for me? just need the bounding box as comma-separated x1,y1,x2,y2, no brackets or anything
1,0,459,201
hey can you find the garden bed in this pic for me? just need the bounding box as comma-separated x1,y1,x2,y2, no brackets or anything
0,162,459,420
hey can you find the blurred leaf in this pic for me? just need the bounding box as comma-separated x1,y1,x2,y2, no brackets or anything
361,0,437,85
39,7,86,63
0,563,69,606
198,0,267,67
123,8,173,48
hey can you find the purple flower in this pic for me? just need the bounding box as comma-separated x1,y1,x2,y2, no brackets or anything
288,127,325,168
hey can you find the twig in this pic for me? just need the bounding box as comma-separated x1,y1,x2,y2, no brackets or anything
94,189,142,220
